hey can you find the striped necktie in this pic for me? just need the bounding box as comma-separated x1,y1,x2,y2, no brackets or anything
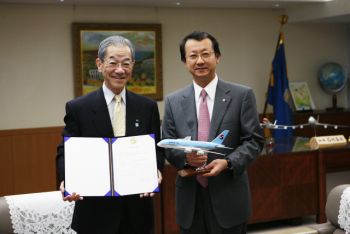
112,95,125,137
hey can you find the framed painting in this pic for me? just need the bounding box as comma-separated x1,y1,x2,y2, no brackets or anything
72,23,163,100
289,81,316,111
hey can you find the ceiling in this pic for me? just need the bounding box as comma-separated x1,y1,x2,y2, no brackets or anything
0,0,334,9
2,0,349,23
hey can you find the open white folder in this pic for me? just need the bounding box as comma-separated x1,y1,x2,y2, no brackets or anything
64,134,159,196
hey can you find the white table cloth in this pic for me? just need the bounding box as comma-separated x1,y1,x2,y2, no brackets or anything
339,186,350,234
5,191,75,234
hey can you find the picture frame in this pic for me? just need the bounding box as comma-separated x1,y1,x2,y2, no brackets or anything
289,81,316,111
72,23,163,100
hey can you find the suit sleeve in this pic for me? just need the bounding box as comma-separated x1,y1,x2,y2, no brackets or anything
55,102,81,188
161,96,187,170
227,89,264,177
150,101,165,171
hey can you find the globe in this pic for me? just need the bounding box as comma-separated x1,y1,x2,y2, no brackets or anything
318,62,347,110
318,62,347,93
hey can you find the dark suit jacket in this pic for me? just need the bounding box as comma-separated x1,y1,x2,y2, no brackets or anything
162,79,264,229
56,88,164,233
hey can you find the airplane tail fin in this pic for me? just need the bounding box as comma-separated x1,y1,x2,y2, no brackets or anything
211,130,229,144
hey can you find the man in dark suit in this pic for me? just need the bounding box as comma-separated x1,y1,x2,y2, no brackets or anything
56,35,164,234
162,31,264,234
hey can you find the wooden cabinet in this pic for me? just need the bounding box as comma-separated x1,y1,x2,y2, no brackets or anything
248,151,319,223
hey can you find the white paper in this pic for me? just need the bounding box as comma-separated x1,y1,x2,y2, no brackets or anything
113,135,158,196
64,135,158,196
65,137,110,196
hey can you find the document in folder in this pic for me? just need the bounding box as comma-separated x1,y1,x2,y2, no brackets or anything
64,134,159,197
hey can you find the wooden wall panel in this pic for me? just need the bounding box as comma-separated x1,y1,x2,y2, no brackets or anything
0,136,14,195
0,127,62,196
323,147,350,172
12,131,61,194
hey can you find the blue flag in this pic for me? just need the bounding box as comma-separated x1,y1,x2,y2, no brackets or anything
267,32,294,138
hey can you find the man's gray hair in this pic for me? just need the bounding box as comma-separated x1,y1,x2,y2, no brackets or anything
98,35,135,62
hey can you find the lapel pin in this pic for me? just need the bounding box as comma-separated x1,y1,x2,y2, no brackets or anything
222,98,226,102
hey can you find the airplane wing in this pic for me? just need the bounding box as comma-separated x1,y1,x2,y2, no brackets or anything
315,123,349,129
261,123,301,130
190,147,226,156
271,124,296,129
311,115,349,129
260,119,299,130
167,145,225,156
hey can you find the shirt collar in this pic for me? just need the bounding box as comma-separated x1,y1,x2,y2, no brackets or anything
193,75,218,101
103,82,126,105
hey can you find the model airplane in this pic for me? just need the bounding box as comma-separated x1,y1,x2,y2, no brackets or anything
157,130,232,156
260,116,349,130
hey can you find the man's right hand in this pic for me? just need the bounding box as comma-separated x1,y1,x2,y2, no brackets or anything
60,181,83,202
185,152,207,168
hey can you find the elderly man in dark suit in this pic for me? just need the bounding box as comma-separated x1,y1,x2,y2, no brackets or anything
162,31,264,234
56,35,164,234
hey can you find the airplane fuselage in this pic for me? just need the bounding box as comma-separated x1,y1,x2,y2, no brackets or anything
158,139,221,150
157,130,231,155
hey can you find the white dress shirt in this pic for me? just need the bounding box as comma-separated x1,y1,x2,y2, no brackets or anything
102,82,126,121
193,75,218,121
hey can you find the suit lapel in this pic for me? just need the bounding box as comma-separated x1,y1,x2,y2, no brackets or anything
210,80,231,140
181,85,198,140
91,88,114,137
125,90,138,136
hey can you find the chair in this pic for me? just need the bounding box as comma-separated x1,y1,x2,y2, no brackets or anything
309,184,350,234
0,191,75,234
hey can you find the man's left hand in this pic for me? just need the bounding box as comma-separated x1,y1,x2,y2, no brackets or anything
202,159,228,177
140,169,162,198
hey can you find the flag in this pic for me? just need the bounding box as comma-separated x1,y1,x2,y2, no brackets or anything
267,32,294,139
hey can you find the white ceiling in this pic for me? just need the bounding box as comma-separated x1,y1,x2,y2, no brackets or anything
2,0,349,22
0,0,334,9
